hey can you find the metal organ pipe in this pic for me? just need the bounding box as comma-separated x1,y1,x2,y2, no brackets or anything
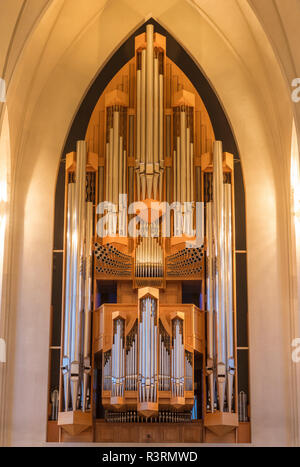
136,25,164,201
206,140,236,414
111,319,125,398
83,201,93,410
213,141,226,413
62,182,75,411
138,297,157,403
206,201,215,412
224,183,235,412
61,141,90,412
135,237,164,277
180,111,186,204
70,141,87,411
173,109,195,235
171,319,184,398
113,111,119,206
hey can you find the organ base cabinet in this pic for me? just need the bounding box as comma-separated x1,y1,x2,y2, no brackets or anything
48,22,250,444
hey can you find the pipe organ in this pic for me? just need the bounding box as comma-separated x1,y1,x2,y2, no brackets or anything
55,23,249,444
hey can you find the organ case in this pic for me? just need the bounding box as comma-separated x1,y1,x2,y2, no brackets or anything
51,23,249,444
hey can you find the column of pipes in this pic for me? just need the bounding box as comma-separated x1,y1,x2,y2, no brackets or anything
136,24,164,201
171,319,185,398
173,107,194,235
62,141,94,412
126,323,138,391
205,140,236,413
103,351,112,391
105,106,127,234
159,323,170,391
135,236,164,277
111,318,125,398
185,351,193,391
138,297,158,403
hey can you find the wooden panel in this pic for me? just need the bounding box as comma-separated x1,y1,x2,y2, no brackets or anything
163,425,181,443
204,428,236,444
95,423,115,442
61,427,93,443
94,420,203,443
47,421,59,443
237,422,251,444
118,424,139,442
183,423,203,443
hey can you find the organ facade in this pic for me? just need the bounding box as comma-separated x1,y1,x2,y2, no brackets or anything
48,24,250,444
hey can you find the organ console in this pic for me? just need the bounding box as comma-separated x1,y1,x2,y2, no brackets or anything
54,23,249,444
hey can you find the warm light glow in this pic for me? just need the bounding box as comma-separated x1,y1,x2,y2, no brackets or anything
291,121,300,232
0,107,10,342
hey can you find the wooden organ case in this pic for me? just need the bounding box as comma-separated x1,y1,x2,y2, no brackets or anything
52,25,250,444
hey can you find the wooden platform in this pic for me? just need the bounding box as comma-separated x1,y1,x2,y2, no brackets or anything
47,420,251,444
94,420,203,443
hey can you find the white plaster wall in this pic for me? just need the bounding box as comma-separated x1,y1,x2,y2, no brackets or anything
0,0,298,446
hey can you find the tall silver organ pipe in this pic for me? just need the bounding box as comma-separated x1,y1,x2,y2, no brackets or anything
62,182,75,411
103,351,112,391
173,108,194,205
185,352,193,391
213,140,226,412
82,201,93,410
206,201,215,412
224,183,235,411
62,141,88,412
159,323,170,391
206,140,236,413
106,106,127,229
111,318,125,398
135,236,163,277
126,323,138,391
136,24,164,201
139,297,158,403
171,318,185,398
